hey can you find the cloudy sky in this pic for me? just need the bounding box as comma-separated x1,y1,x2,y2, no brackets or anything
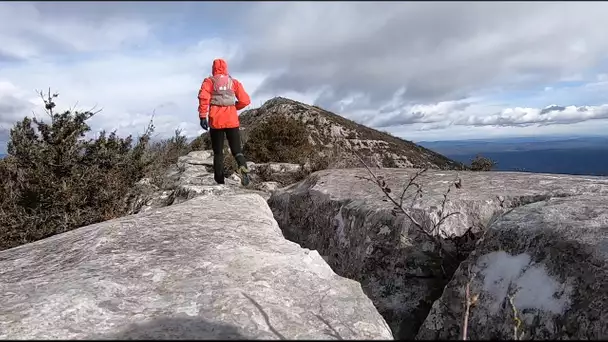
1,2,608,153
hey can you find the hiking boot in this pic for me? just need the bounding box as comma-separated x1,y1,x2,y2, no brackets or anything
238,165,250,186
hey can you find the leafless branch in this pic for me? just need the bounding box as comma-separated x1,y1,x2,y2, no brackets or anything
462,280,471,340
506,283,526,341
352,151,457,259
434,211,462,236
461,263,478,340
398,168,426,208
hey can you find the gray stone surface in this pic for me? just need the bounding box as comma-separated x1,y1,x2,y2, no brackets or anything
258,181,281,193
268,168,608,339
417,194,608,340
129,151,279,214
249,162,304,174
0,194,393,340
248,162,307,187
177,150,214,167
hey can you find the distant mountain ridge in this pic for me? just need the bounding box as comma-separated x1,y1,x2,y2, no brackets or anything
418,136,608,176
419,136,608,155
239,97,465,170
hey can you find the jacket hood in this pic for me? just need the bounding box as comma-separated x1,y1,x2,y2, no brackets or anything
212,59,228,76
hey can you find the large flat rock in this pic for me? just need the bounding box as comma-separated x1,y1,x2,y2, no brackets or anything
417,194,608,340
0,194,392,340
267,168,608,338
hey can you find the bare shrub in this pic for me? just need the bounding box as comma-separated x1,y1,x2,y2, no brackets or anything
470,154,497,171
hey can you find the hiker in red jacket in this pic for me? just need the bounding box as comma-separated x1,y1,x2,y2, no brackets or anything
198,58,252,186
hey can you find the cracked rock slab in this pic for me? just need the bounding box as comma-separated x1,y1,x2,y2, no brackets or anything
267,168,608,339
0,194,393,340
129,151,277,214
417,194,608,340
177,150,214,168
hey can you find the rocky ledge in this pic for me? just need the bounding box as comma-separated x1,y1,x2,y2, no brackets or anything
127,150,307,214
268,168,608,339
0,193,393,339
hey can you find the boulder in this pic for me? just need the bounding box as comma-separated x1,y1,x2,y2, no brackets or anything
417,194,608,340
0,194,393,340
267,168,608,339
258,181,281,193
177,150,214,168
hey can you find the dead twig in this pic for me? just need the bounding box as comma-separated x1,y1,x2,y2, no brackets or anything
461,263,478,340
398,168,426,208
37,88,59,122
508,296,524,340
353,151,458,259
242,292,286,340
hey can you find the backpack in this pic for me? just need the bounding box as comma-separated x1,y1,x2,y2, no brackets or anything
209,75,236,106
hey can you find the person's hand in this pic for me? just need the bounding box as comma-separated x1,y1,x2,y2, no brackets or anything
200,118,208,131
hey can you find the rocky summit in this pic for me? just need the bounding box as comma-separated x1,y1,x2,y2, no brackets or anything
239,97,465,170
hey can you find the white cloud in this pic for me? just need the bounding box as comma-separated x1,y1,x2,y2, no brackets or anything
0,2,154,60
0,38,259,140
239,2,608,107
459,105,608,127
2,1,608,156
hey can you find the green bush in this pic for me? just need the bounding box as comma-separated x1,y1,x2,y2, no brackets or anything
469,154,497,171
189,132,212,151
382,154,398,168
243,115,313,164
222,148,238,177
0,91,171,251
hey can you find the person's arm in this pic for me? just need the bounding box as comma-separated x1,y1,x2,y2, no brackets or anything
232,79,251,110
197,78,213,118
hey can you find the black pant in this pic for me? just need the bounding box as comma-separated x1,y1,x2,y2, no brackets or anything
209,127,247,184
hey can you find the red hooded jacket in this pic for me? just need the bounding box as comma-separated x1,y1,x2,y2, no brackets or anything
197,59,251,129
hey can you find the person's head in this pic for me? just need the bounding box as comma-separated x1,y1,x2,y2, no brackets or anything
212,58,228,76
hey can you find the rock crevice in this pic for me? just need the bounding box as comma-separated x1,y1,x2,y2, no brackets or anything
267,168,608,339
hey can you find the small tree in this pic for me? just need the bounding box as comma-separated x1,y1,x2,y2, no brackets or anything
469,154,496,171
0,89,154,251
